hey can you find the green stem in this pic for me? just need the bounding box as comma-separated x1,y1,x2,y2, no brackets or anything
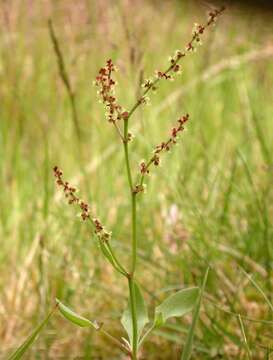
128,276,138,360
123,118,138,359
123,119,134,191
131,193,137,273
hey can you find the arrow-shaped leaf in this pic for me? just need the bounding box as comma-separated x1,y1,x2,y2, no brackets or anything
155,287,199,327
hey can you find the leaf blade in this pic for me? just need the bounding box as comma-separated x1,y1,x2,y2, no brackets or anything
8,307,55,360
155,287,199,326
56,299,97,328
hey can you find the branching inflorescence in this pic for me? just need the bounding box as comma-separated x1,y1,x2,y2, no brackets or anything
138,114,190,187
53,166,111,242
51,7,225,360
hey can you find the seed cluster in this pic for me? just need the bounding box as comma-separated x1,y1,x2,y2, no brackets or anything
53,166,111,241
142,6,225,88
95,59,128,124
93,218,111,242
54,166,89,220
139,114,190,176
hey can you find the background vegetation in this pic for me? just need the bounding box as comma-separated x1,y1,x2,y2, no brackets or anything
1,1,272,358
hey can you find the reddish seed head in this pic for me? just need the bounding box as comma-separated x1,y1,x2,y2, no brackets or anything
95,60,122,124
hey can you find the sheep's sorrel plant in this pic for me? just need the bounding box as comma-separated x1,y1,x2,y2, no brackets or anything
9,7,225,360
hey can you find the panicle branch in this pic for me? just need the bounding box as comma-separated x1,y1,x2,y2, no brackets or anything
95,59,129,124
138,7,226,111
135,114,190,193
53,166,111,242
94,7,225,134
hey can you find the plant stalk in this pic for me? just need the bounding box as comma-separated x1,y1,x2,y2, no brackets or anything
123,118,138,359
128,276,138,359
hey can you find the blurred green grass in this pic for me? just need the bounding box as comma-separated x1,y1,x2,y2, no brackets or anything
0,1,273,359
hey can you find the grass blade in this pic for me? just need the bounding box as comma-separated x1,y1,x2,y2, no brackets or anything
240,267,273,313
181,267,209,360
7,306,56,360
238,314,252,360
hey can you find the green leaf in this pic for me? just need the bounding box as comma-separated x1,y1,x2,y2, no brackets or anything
8,307,55,360
99,242,127,276
100,242,116,267
121,281,149,347
181,268,209,360
56,299,98,329
155,287,199,327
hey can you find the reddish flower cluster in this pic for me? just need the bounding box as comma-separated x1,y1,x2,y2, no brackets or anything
140,161,149,175
145,7,225,85
207,7,226,26
53,166,111,241
54,166,90,220
139,114,190,175
93,218,111,241
185,7,225,54
95,59,125,124
142,79,158,93
157,71,172,80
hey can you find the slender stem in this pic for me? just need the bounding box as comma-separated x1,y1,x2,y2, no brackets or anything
123,119,134,191
113,121,125,142
123,118,138,359
123,119,138,274
128,277,138,360
131,193,137,273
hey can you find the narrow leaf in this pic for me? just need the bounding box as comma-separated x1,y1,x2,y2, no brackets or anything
238,314,252,360
155,287,199,326
100,242,117,268
181,268,209,360
56,299,98,328
240,267,273,313
121,281,149,347
100,242,127,276
8,307,55,360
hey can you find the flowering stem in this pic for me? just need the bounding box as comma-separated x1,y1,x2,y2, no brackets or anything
113,121,125,142
131,193,137,274
123,119,137,273
123,117,138,358
123,135,134,192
